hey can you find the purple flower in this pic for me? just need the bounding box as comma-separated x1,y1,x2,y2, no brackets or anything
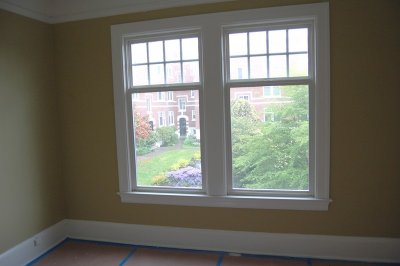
166,166,202,187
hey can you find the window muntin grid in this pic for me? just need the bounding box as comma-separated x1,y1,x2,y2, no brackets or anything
227,26,310,80
129,35,200,87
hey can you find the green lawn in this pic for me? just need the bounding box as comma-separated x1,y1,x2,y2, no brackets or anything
137,145,199,186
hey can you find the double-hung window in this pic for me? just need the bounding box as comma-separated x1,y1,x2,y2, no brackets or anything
111,3,330,210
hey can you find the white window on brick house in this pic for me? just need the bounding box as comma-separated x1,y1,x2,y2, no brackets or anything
237,95,250,101
157,91,165,101
167,91,174,101
192,110,196,121
112,3,330,210
158,112,165,127
264,111,275,122
263,86,281,97
168,111,174,125
178,98,186,111
146,98,151,112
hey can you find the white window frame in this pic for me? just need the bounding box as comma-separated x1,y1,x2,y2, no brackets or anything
263,86,282,98
158,111,165,127
168,111,174,125
167,91,174,101
264,111,275,122
146,97,151,112
178,98,186,111
157,91,165,101
111,3,330,210
237,95,250,101
192,110,196,121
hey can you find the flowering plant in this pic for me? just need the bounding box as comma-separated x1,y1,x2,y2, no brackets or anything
166,166,202,187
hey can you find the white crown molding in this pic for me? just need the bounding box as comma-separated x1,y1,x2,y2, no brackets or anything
0,0,52,23
1,219,399,265
0,0,231,24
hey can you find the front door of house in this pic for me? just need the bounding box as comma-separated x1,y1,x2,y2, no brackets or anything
179,118,187,137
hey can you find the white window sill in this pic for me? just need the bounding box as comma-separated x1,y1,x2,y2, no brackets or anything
119,192,331,211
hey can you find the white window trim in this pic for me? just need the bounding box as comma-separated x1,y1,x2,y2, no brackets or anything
178,98,186,111
264,111,275,122
237,94,250,101
192,110,196,121
158,111,165,127
145,97,152,112
111,3,330,210
157,91,165,101
263,86,282,98
167,91,174,101
168,111,174,125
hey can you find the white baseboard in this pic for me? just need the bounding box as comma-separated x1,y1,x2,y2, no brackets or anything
65,219,400,263
0,220,67,266
1,219,400,265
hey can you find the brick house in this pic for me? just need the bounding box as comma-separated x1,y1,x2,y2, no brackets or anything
133,86,290,140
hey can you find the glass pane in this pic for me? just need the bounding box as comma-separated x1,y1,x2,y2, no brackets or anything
149,64,165,85
249,31,266,55
132,65,148,86
230,57,248,80
133,90,202,189
289,28,308,52
148,41,164,63
229,33,248,56
166,63,182,84
183,61,200,83
165,39,180,61
131,43,147,64
268,30,286,54
182,38,199,60
289,54,308,77
230,85,309,190
250,56,267,79
269,55,287,78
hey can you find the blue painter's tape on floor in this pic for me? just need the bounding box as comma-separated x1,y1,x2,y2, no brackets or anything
119,247,137,266
216,255,224,266
25,238,69,266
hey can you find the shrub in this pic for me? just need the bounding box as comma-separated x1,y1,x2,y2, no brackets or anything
170,159,190,171
156,126,178,147
151,174,169,186
166,166,202,187
192,151,201,161
136,131,158,155
183,135,200,146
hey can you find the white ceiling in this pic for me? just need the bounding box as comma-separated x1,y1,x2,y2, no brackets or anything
0,0,230,23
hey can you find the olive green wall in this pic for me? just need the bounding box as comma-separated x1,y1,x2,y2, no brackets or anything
54,0,400,238
0,10,65,253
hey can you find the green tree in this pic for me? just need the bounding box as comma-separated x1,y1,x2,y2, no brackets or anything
231,85,309,190
230,100,262,186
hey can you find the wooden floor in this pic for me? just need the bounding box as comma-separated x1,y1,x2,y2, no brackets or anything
27,239,392,266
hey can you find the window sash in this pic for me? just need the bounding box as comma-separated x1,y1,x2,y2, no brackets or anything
124,31,204,193
225,80,315,197
125,31,202,89
223,22,315,197
224,22,314,83
127,89,205,193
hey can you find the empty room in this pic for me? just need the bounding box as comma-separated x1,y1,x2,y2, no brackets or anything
0,0,399,265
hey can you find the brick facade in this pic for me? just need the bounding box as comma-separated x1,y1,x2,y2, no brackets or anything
133,86,290,139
